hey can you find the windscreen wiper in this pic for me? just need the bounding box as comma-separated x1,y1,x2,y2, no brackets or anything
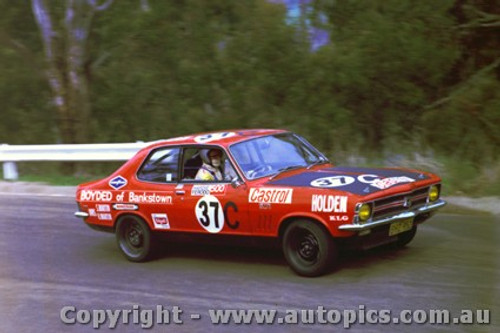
307,159,329,170
269,165,305,180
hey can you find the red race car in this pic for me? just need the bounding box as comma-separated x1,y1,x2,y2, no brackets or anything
75,129,446,276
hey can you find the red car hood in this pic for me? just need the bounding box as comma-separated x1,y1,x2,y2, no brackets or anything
266,166,433,196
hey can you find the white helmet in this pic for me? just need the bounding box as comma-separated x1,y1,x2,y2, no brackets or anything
200,148,222,166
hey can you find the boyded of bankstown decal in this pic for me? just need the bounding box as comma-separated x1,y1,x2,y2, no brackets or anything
128,192,173,204
80,190,113,202
249,188,293,204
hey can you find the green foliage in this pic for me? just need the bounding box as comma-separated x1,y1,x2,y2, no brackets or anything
89,0,311,142
0,0,499,195
315,0,460,149
0,1,54,144
422,75,500,165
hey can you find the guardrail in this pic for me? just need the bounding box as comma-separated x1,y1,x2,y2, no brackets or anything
0,142,149,180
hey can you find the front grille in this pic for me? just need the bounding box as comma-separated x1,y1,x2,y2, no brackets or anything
372,187,429,219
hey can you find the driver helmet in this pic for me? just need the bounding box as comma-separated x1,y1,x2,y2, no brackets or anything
200,148,223,167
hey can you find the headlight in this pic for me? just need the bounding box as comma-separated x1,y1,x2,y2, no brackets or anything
428,185,440,202
357,203,372,222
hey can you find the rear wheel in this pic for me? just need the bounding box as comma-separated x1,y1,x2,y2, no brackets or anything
116,215,155,262
282,220,337,277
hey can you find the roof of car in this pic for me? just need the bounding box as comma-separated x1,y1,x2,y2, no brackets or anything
143,129,289,150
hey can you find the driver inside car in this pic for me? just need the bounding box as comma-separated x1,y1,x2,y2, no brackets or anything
195,148,224,181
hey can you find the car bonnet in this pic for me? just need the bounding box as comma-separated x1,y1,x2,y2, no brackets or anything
266,167,431,195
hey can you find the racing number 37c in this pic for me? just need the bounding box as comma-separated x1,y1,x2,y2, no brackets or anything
195,196,224,233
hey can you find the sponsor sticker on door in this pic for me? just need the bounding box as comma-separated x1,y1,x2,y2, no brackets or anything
249,188,293,204
152,213,170,230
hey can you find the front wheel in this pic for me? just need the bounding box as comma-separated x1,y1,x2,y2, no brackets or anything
393,226,417,248
282,220,338,277
116,215,155,262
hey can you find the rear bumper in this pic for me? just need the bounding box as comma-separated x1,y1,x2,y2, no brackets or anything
339,199,446,231
74,211,114,233
74,211,89,218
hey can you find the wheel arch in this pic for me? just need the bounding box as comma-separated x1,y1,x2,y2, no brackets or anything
277,213,331,241
113,212,153,231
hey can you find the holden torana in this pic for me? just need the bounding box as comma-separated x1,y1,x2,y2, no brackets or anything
75,129,446,276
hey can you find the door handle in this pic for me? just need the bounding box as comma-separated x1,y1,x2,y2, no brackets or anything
176,190,185,195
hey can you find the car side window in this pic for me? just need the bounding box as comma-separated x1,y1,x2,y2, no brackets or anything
137,147,180,183
181,147,239,182
182,148,203,180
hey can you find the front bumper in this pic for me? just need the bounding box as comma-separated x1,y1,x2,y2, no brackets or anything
339,199,446,231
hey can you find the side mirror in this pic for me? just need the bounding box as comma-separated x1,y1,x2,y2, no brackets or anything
230,177,244,189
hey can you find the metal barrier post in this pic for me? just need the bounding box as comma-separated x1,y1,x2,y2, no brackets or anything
3,161,18,180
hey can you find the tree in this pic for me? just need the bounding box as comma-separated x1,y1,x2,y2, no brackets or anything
31,0,114,144
0,2,54,144
310,0,459,150
422,0,500,163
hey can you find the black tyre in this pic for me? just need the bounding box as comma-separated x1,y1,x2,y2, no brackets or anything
393,226,417,248
282,220,337,277
116,215,155,262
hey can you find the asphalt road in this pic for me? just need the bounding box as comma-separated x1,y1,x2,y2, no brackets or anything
0,194,498,332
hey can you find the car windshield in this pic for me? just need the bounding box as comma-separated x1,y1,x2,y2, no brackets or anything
229,133,328,180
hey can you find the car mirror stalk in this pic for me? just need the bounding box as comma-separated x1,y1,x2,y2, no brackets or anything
231,177,244,189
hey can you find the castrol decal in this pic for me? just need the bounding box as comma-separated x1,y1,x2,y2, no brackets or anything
249,188,293,204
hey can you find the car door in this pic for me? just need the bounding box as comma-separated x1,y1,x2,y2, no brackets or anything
170,146,250,235
133,146,183,231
